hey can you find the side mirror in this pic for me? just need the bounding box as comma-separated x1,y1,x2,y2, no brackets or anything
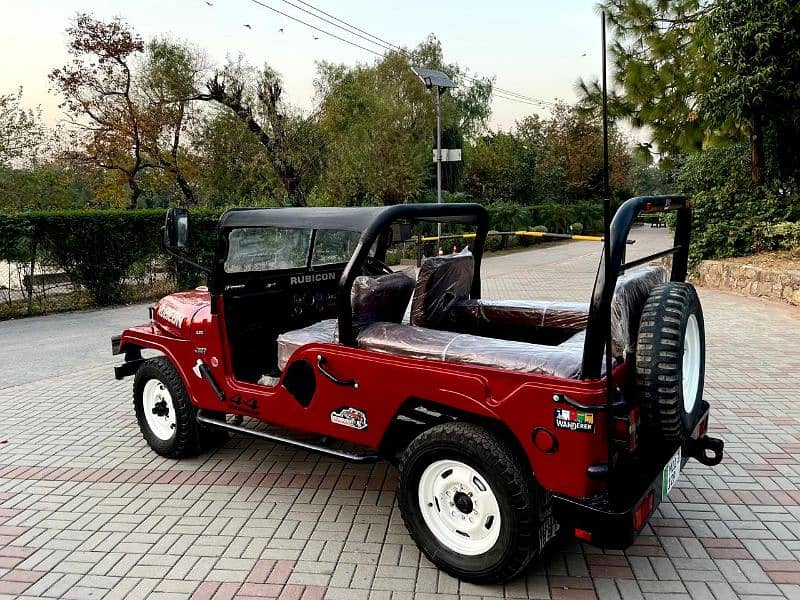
165,208,189,249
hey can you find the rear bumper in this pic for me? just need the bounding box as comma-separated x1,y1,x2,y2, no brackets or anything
553,403,723,549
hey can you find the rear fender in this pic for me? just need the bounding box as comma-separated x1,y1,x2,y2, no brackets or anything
380,398,530,472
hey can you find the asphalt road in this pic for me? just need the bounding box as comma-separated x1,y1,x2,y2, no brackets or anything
0,302,151,389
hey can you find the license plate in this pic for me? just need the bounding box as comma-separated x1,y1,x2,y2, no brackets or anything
661,448,681,501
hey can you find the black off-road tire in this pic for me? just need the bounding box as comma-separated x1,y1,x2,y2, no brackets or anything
133,357,226,458
398,422,550,583
636,282,706,444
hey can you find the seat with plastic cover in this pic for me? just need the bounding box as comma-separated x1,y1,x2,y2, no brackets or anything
277,260,667,379
277,271,414,370
354,265,667,378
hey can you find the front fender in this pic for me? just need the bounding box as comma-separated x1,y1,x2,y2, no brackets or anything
112,324,193,387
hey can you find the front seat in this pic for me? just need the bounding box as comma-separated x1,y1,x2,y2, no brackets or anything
410,250,474,329
351,270,415,336
276,271,415,371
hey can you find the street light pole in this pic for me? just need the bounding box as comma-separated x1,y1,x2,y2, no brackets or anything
411,67,457,253
435,85,443,241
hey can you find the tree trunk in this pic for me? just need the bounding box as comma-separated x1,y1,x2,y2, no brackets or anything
750,112,766,186
175,171,196,206
128,176,141,209
282,172,306,207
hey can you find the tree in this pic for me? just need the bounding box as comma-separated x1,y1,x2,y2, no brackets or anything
315,37,493,206
138,38,209,204
0,88,46,167
50,14,153,208
699,0,800,185
540,104,632,200
196,58,320,206
195,109,283,206
315,52,433,205
463,132,528,202
577,0,716,166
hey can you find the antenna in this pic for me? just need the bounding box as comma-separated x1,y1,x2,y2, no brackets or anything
601,10,615,471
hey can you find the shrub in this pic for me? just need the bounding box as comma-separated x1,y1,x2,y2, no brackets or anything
0,209,222,306
531,225,548,233
688,185,795,262
672,144,751,195
571,222,584,235
754,222,800,255
485,201,531,232
485,231,503,252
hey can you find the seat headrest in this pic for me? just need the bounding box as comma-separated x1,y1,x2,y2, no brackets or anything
411,249,474,328
351,271,415,336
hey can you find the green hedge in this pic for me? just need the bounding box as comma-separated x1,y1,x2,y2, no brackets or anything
0,210,221,306
483,200,607,235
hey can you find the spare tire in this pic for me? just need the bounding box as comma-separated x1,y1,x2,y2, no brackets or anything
635,282,705,444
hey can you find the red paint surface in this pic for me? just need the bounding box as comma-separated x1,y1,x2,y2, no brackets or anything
118,292,625,499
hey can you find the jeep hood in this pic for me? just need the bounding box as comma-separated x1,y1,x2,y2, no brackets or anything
153,289,210,338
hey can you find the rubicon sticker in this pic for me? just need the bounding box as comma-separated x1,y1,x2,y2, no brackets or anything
330,407,368,430
554,408,594,432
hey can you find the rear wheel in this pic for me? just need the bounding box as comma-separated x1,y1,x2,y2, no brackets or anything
636,282,706,443
398,422,551,583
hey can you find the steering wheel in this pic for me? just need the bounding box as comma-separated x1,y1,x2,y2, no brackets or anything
363,255,393,275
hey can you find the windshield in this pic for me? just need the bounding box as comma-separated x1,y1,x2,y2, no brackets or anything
225,227,311,273
311,230,362,266
224,227,365,273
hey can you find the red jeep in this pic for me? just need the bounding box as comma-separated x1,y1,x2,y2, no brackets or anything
113,196,723,583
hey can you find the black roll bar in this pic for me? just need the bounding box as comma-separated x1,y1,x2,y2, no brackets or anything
337,203,489,345
580,195,691,380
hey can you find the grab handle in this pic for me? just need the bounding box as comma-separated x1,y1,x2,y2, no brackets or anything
316,355,359,389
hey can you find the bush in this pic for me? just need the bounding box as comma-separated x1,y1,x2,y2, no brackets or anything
531,225,548,233
688,185,797,262
485,201,531,232
672,144,751,195
571,222,584,235
754,222,800,255
0,209,222,306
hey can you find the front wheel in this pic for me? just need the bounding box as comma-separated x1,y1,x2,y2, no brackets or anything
398,422,553,583
133,357,225,458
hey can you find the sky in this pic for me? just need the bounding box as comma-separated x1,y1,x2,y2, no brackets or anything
0,0,608,131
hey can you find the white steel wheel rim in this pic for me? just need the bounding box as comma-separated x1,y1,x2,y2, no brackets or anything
417,459,502,556
682,314,701,414
142,379,177,441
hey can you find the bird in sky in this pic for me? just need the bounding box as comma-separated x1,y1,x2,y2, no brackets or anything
204,1,213,5
243,24,252,29
313,35,319,40
279,27,284,33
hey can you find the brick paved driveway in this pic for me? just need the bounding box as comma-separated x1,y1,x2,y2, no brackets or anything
1,228,799,599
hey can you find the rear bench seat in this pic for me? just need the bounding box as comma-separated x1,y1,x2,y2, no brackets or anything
276,264,668,379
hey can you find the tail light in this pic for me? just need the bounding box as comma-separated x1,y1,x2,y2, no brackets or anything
613,407,640,453
574,527,592,542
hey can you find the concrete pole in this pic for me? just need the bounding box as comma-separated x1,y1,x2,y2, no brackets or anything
435,85,443,243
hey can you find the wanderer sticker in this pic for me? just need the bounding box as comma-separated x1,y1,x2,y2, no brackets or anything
554,408,594,433
331,407,368,430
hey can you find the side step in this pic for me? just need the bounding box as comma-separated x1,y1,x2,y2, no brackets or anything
196,410,380,463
